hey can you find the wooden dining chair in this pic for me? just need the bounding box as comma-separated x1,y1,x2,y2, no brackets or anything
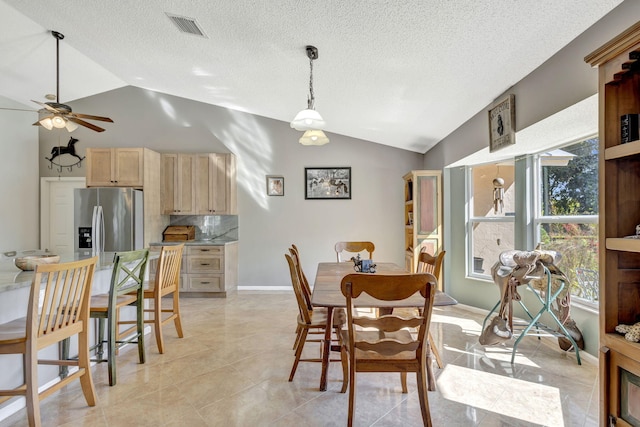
340,272,436,427
0,256,98,427
89,249,149,386
122,243,184,354
334,241,375,262
285,252,348,391
417,250,446,370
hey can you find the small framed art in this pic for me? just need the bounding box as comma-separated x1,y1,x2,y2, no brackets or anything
488,94,516,153
305,167,351,200
266,175,284,196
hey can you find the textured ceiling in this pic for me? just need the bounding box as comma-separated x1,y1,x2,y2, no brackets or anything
0,0,623,153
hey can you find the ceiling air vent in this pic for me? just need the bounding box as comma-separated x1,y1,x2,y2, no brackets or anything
166,13,208,38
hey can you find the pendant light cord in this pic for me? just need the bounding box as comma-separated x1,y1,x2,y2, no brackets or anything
308,56,315,110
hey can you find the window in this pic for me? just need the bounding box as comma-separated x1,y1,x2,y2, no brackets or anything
467,163,515,277
535,137,599,304
466,136,599,306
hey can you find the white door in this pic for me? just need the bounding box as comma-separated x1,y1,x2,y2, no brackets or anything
41,178,85,254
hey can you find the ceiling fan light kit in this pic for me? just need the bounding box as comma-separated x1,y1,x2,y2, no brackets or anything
30,30,114,133
291,45,329,144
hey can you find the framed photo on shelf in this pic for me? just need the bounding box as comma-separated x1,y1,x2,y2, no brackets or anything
488,94,515,153
266,175,284,196
305,167,351,200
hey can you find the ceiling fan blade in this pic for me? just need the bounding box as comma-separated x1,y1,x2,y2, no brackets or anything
0,107,37,112
31,100,61,113
67,116,105,132
71,113,114,123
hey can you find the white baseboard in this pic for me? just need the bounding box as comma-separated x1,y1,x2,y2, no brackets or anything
237,286,292,291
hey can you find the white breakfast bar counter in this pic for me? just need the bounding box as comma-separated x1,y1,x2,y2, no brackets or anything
0,251,157,421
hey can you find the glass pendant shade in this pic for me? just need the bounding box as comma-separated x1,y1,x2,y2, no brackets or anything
299,129,329,146
39,117,54,130
65,120,79,132
290,108,325,131
52,115,66,128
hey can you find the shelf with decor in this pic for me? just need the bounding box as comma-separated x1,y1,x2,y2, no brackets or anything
585,21,640,426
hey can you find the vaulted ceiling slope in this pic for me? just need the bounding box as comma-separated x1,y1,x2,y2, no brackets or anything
0,0,623,153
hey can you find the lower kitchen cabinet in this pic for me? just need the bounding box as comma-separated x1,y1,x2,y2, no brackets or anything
149,241,238,297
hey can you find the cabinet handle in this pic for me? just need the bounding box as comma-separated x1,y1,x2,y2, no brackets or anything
200,263,210,266
201,282,210,284
200,249,210,252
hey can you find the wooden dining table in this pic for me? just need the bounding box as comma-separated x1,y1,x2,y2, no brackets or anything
311,261,429,391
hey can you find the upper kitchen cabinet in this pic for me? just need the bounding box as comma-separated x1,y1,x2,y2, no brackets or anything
86,148,158,188
194,153,237,215
161,154,195,215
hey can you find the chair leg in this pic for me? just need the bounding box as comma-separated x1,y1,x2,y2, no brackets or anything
107,311,117,386
154,297,165,354
24,345,40,427
77,326,97,407
429,331,443,369
289,328,308,381
347,358,356,427
340,345,348,393
416,366,432,426
136,296,145,364
96,317,105,359
293,325,302,350
426,348,436,392
400,372,408,393
173,291,184,338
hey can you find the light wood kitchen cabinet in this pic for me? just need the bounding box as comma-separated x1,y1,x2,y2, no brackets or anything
195,153,237,215
86,148,145,187
161,154,195,215
150,243,238,297
585,22,640,427
85,148,163,248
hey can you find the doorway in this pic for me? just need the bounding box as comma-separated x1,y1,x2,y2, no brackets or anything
40,177,86,254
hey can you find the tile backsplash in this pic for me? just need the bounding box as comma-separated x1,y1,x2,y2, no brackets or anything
169,215,238,240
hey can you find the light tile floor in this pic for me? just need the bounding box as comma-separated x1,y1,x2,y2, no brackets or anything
0,292,598,426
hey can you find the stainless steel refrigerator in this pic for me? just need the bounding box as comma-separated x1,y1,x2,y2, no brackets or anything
74,188,144,254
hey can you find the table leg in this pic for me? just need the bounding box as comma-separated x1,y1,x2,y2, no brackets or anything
319,306,333,391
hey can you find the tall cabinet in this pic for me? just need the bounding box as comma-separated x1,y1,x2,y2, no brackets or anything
403,170,442,282
586,22,640,426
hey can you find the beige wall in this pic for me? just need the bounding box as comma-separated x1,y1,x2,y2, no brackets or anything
0,96,39,253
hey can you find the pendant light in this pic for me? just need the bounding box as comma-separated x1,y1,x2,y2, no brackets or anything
299,129,329,146
291,45,328,144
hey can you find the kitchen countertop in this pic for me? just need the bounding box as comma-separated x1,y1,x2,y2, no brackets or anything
0,251,158,293
149,239,238,246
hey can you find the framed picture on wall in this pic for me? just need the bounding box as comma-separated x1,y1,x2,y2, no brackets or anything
305,167,351,200
266,175,284,196
488,94,516,153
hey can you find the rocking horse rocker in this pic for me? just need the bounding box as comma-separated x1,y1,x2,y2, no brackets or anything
47,136,82,162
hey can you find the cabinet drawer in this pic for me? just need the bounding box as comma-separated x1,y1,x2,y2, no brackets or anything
187,256,223,273
187,275,224,292
187,246,223,255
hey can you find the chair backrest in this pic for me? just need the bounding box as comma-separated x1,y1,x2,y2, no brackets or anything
28,256,98,344
340,273,436,357
416,250,445,280
334,241,375,262
155,244,185,297
290,245,312,310
109,249,149,307
285,253,313,324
